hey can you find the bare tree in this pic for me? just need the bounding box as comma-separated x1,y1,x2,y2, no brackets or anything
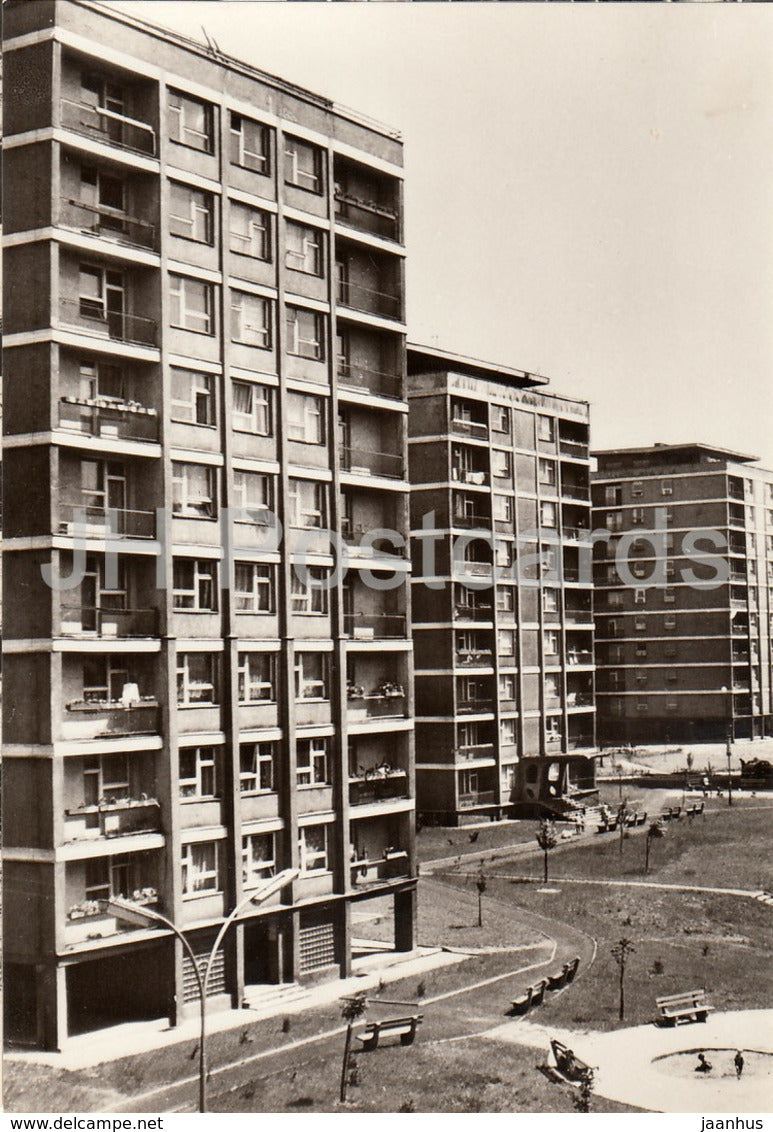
611,937,635,1021
339,991,368,1103
617,798,629,856
644,820,664,874
536,819,559,883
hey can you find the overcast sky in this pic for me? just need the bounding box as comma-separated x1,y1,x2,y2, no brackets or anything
107,1,773,465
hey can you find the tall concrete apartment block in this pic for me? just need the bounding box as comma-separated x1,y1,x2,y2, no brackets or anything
592,444,773,745
3,0,416,1049
407,347,597,826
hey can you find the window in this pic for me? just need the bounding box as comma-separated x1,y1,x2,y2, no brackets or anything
299,824,329,875
169,182,214,244
85,855,134,902
544,630,559,656
636,700,648,712
285,221,323,276
285,136,322,193
635,617,647,631
179,746,217,799
664,589,676,603
493,495,512,523
661,479,673,496
287,392,325,444
634,588,646,605
608,591,624,607
233,471,271,525
181,841,220,896
177,653,217,705
232,381,272,436
545,718,562,741
286,306,324,360
79,263,123,323
632,481,643,497
295,652,328,700
496,541,513,568
168,90,214,153
606,512,623,532
537,415,555,442
83,754,129,805
500,718,517,746
492,450,511,479
234,562,274,613
666,670,678,684
664,614,677,629
171,368,215,426
541,501,557,528
173,558,217,611
243,833,276,886
230,291,271,348
238,653,275,703
538,459,557,487
239,742,275,793
499,673,517,701
169,275,214,334
230,113,270,173
632,507,645,525
605,485,623,506
543,588,559,612
635,644,648,658
229,202,270,260
497,586,516,613
297,737,329,786
498,629,516,656
291,567,329,614
172,462,216,519
492,406,510,434
664,643,677,658
82,656,129,703
635,670,648,685
289,479,326,528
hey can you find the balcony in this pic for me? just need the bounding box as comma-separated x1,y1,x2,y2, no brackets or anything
58,503,156,540
62,699,159,741
349,772,408,807
63,890,158,945
344,613,407,640
455,648,494,667
350,850,410,887
452,468,489,487
58,197,156,250
64,798,160,842
452,511,491,530
337,278,401,321
335,190,400,241
347,689,407,721
566,693,594,708
455,743,495,762
559,438,588,459
566,734,594,751
458,561,493,580
567,650,594,667
563,527,591,544
60,298,158,347
60,605,158,639
564,609,593,625
454,602,493,623
450,419,487,440
561,484,590,503
60,97,156,155
459,790,496,809
457,698,494,715
59,398,159,443
338,362,402,401
341,446,404,480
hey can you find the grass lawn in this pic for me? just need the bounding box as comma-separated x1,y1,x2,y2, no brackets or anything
416,819,535,865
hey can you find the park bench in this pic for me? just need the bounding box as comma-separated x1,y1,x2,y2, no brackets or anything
656,989,714,1026
685,800,704,818
550,1038,594,1084
565,955,580,982
511,978,547,1015
356,1013,423,1050
547,965,569,991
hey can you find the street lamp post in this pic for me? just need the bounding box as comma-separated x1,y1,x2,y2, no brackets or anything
107,866,298,1112
726,732,733,808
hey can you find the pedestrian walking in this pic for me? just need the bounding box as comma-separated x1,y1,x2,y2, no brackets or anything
734,1050,744,1079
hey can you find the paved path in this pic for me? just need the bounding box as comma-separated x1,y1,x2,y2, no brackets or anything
447,871,772,902
484,1009,773,1112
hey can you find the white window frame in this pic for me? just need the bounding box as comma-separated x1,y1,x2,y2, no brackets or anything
291,567,328,614
286,306,324,361
181,841,220,897
169,274,214,335
229,201,270,260
234,562,274,613
491,450,511,479
171,368,215,426
296,737,329,786
294,652,328,701
242,833,276,886
169,182,213,244
173,558,218,612
285,221,323,276
168,90,214,153
288,479,326,529
284,137,322,193
179,746,217,800
237,653,275,704
233,471,271,526
500,718,517,745
176,652,217,706
172,461,216,519
298,824,329,874
229,113,269,173
543,630,559,656
232,380,272,436
287,392,324,444
239,741,275,794
230,291,271,349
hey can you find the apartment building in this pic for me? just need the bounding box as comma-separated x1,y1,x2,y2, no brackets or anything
407,346,597,825
2,0,416,1049
592,444,773,745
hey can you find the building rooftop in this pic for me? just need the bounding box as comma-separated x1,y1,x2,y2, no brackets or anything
407,343,549,390
592,442,759,466
53,0,403,142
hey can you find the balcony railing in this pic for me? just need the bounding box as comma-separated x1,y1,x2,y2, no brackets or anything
60,299,158,347
563,527,591,543
456,648,494,666
62,699,159,741
59,398,158,442
452,512,491,530
337,362,403,401
732,652,750,663
343,613,407,639
567,651,594,666
58,503,156,540
60,605,158,638
64,798,160,841
559,438,589,458
564,609,593,624
350,851,409,886
457,698,494,714
347,693,407,720
566,735,594,751
455,743,495,761
337,278,402,320
335,190,400,240
458,561,493,578
566,693,594,708
340,445,404,480
459,790,496,809
60,97,156,155
450,419,488,439
349,772,408,806
561,485,590,502
58,197,156,250
452,468,489,487
454,603,493,622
